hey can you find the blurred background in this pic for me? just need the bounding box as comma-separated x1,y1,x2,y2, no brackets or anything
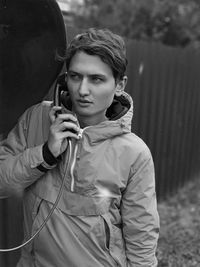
1,0,200,266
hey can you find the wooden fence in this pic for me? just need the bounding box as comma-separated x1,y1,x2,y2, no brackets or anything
1,36,200,266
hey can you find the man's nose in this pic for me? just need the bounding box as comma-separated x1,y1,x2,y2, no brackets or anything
78,78,90,96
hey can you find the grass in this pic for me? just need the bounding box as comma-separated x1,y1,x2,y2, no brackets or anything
156,177,200,267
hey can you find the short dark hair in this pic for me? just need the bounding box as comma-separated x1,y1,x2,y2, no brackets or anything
65,28,128,80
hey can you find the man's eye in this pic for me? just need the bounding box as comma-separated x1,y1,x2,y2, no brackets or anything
69,73,80,81
91,77,103,83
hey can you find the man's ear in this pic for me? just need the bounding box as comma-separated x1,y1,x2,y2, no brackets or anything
115,76,128,96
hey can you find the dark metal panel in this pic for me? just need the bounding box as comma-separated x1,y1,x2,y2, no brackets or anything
0,201,6,266
0,1,66,266
0,0,66,135
126,40,200,200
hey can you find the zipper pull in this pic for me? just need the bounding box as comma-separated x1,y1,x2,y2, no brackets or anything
78,128,83,139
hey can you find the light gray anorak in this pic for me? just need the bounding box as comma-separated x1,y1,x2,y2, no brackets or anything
0,92,159,267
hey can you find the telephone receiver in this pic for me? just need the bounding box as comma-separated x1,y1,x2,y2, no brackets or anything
53,73,79,134
53,72,69,107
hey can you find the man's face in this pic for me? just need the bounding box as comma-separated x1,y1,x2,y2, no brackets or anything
67,51,123,126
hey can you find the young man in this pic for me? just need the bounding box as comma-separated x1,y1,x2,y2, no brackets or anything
0,28,159,266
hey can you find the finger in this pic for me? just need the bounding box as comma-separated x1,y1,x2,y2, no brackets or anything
60,131,80,140
49,106,62,122
59,121,80,133
57,113,77,123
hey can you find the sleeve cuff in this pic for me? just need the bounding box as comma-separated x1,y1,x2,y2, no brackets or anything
43,142,60,165
37,142,61,172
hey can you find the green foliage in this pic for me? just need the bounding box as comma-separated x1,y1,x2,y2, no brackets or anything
70,0,200,47
157,177,200,266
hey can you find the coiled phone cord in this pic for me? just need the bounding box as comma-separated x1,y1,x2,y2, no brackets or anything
0,140,72,252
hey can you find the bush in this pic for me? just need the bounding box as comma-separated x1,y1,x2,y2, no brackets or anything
157,177,200,266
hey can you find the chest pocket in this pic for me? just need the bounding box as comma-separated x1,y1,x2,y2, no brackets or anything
73,141,127,196
57,189,112,216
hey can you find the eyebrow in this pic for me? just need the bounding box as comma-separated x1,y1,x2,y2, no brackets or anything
68,70,107,79
89,74,107,79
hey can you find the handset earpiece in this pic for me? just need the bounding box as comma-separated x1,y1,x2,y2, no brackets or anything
53,72,68,116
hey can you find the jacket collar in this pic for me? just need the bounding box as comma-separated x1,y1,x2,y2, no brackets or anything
62,91,134,143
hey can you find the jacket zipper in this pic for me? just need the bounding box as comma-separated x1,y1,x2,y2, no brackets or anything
69,127,91,192
69,129,84,192
70,142,78,192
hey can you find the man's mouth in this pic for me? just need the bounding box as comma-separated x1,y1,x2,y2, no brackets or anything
77,99,92,104
77,99,93,106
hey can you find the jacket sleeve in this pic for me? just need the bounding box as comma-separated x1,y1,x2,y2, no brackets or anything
121,147,160,267
0,109,46,198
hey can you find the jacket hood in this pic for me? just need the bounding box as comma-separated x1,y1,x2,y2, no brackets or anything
61,91,134,142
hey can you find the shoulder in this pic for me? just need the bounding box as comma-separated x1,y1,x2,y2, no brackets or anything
18,101,52,145
20,101,52,125
26,100,52,117
117,132,152,159
111,132,153,174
